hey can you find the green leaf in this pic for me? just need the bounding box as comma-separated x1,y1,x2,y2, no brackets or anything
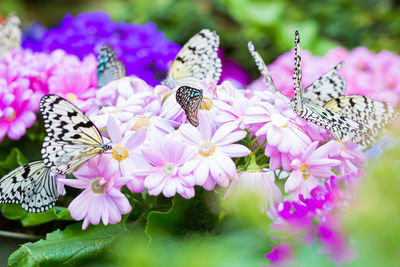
0,147,29,176
145,189,220,239
1,204,27,220
8,222,127,267
20,207,74,227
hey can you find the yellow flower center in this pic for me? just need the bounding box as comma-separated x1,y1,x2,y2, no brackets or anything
199,141,216,157
133,117,150,131
112,146,129,162
300,164,311,180
162,162,177,176
4,110,16,121
66,93,78,103
337,140,347,152
200,96,213,110
90,177,106,194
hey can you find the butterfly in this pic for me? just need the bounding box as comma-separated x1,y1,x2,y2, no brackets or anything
162,29,222,88
0,161,58,213
248,41,277,92
176,86,203,127
248,41,345,103
97,44,126,88
0,12,21,57
40,94,112,174
290,31,370,145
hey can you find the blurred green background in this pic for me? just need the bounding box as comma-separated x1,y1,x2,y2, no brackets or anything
1,0,400,78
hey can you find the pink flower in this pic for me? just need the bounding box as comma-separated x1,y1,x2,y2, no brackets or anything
325,140,366,176
133,134,196,199
266,243,293,267
59,155,131,230
285,142,341,200
107,117,147,193
244,101,311,171
48,54,97,103
0,78,37,141
179,112,251,190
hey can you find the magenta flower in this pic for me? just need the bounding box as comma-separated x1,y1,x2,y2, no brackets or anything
179,112,251,190
285,142,341,200
59,155,131,230
266,243,293,267
133,134,196,199
0,78,37,141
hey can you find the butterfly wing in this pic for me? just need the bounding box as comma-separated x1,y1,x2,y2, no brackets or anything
0,161,58,213
0,12,21,57
291,30,304,114
40,94,108,174
97,44,126,87
163,29,222,88
247,41,277,92
324,95,398,147
176,86,203,127
303,62,346,106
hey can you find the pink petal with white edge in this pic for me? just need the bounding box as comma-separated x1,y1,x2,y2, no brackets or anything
107,116,122,144
213,127,247,145
7,120,25,140
163,178,177,197
218,144,251,158
144,173,164,189
215,152,236,177
211,122,238,144
302,141,319,161
87,196,101,225
58,178,89,189
68,190,91,220
99,197,109,225
179,124,202,144
142,148,164,166
284,170,303,193
194,159,210,185
181,159,200,175
124,127,146,150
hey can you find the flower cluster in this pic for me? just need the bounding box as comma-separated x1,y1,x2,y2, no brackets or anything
0,49,96,141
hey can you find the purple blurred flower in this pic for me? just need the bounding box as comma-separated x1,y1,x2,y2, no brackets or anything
266,243,293,267
22,11,180,86
59,155,131,230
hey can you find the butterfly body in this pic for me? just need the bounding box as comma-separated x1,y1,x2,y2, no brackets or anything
0,161,58,213
97,45,126,87
176,86,203,127
40,94,111,174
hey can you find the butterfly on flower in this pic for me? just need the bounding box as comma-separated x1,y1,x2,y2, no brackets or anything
162,29,222,88
40,94,112,174
0,161,59,213
0,12,21,57
176,86,203,127
290,31,370,146
97,44,126,88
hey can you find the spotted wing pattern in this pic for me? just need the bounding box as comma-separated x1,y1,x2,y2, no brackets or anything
303,62,346,106
0,161,58,213
176,86,203,127
247,41,277,92
324,95,398,147
290,31,369,145
40,94,111,174
97,44,126,88
0,12,21,57
162,29,222,88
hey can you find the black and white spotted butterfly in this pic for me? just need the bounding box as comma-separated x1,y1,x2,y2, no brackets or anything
40,94,112,174
176,86,203,127
248,41,345,104
324,95,397,145
162,29,222,88
97,44,126,88
0,161,58,213
0,12,21,57
290,31,370,146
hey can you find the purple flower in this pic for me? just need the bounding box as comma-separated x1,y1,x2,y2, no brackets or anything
22,11,180,86
178,112,251,190
285,142,341,200
133,134,196,199
59,155,131,230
